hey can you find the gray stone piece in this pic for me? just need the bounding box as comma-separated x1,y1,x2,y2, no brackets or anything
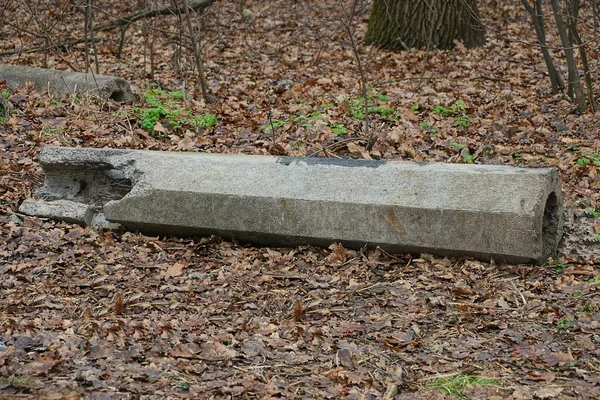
19,146,564,264
0,64,133,102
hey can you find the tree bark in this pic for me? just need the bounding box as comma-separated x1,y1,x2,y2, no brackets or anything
520,0,564,94
365,0,485,50
549,0,587,112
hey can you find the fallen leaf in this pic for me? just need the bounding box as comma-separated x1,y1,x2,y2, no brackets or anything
163,262,186,279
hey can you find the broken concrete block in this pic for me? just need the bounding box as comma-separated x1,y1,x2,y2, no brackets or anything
0,64,133,102
19,198,91,225
19,146,564,264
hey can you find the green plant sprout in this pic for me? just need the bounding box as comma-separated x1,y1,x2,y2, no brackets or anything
585,208,600,218
260,118,288,132
575,152,600,167
556,317,575,331
426,374,501,399
0,90,9,124
554,263,567,273
134,87,218,138
420,121,439,135
341,88,397,120
433,100,469,128
455,114,470,128
331,123,348,135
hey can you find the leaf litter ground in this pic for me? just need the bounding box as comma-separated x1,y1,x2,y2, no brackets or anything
0,1,599,399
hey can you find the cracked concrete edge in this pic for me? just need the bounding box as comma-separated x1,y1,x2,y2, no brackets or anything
0,64,134,102
19,198,121,230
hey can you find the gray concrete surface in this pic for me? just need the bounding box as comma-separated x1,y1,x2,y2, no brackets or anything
19,146,564,264
0,64,133,102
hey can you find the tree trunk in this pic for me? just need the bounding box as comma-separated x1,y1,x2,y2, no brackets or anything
365,0,485,51
550,0,587,112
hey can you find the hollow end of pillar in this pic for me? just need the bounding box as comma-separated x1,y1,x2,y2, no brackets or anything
541,191,561,263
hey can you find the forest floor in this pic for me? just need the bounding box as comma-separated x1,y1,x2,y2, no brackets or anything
1,0,600,399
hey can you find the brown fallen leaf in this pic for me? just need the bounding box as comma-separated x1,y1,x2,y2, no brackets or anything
114,292,124,315
293,299,304,322
163,262,186,279
327,242,347,264
533,386,564,399
453,285,475,296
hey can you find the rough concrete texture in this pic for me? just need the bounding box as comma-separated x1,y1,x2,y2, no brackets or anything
0,64,133,102
19,146,564,264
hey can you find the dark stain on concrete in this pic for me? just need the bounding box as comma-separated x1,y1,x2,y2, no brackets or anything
277,157,386,168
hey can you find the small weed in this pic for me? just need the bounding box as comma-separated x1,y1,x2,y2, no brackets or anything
173,378,191,392
134,87,218,137
556,317,575,331
585,208,600,218
455,114,470,128
463,153,474,164
588,275,600,285
433,105,452,117
169,91,184,100
260,118,288,132
369,106,396,118
412,103,423,112
309,111,322,120
420,121,439,135
292,140,303,150
452,99,467,112
189,114,218,129
512,152,523,159
331,123,348,135
554,263,567,273
40,127,63,137
426,374,501,399
450,142,466,150
349,98,366,119
344,88,396,120
570,291,582,298
433,100,466,117
579,303,597,313
575,152,600,167
0,91,9,123
433,100,469,129
4,374,33,389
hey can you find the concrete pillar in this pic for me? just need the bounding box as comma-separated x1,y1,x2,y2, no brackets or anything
0,64,133,102
19,147,563,264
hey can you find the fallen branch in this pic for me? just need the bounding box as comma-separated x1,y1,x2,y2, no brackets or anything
93,0,217,32
0,0,217,57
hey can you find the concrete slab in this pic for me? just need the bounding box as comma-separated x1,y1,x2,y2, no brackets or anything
19,146,564,264
0,64,133,102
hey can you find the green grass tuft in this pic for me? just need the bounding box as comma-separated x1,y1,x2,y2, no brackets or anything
426,374,501,398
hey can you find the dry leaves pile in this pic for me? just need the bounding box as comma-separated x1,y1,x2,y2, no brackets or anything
1,0,599,399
